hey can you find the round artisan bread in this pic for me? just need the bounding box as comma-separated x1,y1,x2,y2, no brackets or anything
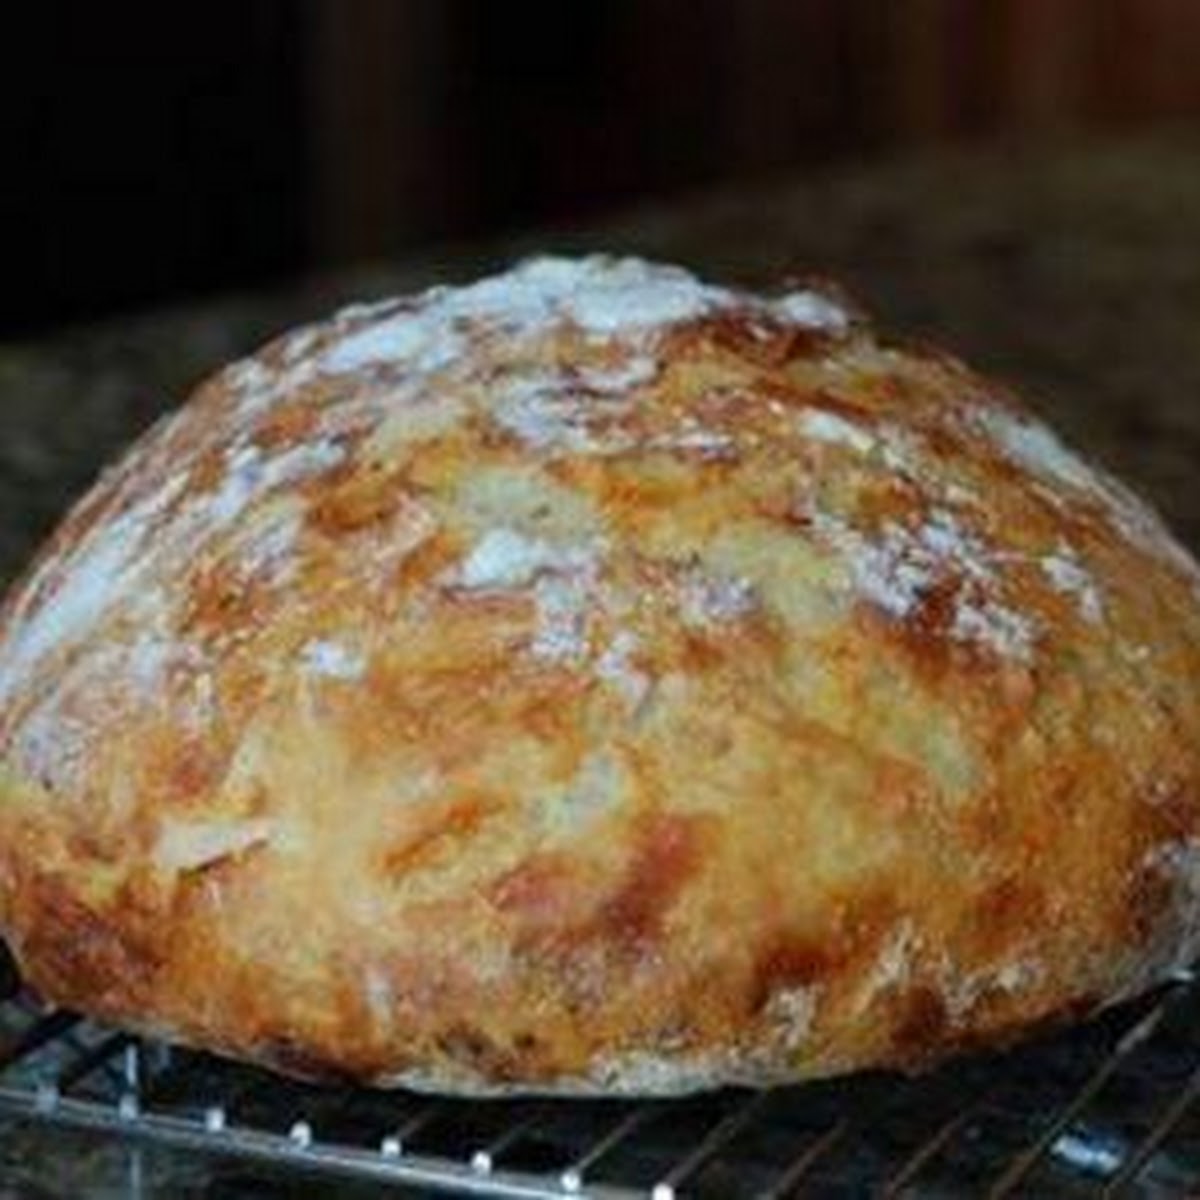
0,257,1197,1095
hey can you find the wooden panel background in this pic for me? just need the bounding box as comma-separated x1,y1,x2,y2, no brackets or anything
4,1,1199,331
305,1,1200,268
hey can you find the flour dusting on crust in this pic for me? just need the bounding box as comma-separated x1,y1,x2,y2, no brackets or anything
977,404,1200,590
813,505,1037,662
1,254,1198,1098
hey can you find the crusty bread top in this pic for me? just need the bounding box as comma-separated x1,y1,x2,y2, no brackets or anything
0,256,1197,1093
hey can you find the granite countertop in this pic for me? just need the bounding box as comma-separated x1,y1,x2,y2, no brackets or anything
0,134,1198,1196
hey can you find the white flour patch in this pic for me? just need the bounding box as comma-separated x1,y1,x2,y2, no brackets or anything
531,573,593,663
679,569,758,628
207,440,346,529
12,702,92,791
1139,838,1200,980
216,258,852,455
813,506,1037,662
491,373,633,456
301,638,367,682
229,510,304,583
862,921,917,1001
798,409,876,453
0,425,350,715
1042,544,1104,623
770,289,850,331
648,427,738,458
977,406,1103,495
322,314,464,378
314,255,848,395
446,256,727,336
0,472,189,706
458,529,591,591
224,358,275,412
939,955,1046,1021
578,357,659,393
763,987,818,1053
3,626,174,789
225,355,324,419
853,538,933,618
491,366,733,459
455,529,605,665
210,256,854,468
950,601,1036,662
1109,496,1200,593
279,325,323,365
315,257,718,385
155,817,274,873
990,960,1043,993
977,405,1200,588
595,630,651,710
123,631,175,695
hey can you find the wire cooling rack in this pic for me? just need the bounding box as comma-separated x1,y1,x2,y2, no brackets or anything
0,956,1197,1197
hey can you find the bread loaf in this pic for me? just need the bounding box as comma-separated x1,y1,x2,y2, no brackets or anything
0,256,1197,1094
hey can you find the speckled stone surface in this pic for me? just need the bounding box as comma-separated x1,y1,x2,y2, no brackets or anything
0,135,1197,1196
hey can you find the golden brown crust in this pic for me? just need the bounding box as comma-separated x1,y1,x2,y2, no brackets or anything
0,256,1198,1094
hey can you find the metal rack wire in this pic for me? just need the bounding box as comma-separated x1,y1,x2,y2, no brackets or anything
1,964,1197,1197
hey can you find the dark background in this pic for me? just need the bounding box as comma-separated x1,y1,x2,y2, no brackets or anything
4,1,1200,337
